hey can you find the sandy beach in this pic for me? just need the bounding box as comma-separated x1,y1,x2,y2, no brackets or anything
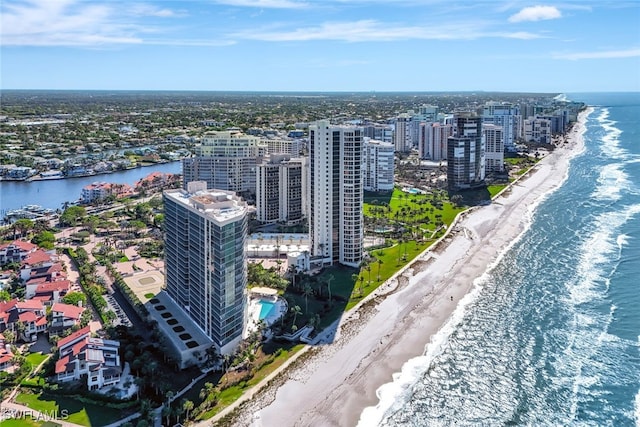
219,110,590,427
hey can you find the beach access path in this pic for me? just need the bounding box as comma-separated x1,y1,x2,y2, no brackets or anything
214,111,590,427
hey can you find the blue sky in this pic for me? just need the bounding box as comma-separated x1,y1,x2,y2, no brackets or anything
1,0,639,92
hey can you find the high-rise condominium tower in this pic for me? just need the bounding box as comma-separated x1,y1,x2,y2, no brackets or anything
164,182,248,355
182,130,261,195
393,113,411,152
482,102,521,152
483,124,505,172
363,138,395,192
447,113,486,190
308,120,363,268
256,154,307,225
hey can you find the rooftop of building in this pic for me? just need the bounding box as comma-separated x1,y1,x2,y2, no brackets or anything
164,185,248,223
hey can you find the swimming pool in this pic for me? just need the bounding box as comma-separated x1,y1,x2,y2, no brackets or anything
258,300,276,320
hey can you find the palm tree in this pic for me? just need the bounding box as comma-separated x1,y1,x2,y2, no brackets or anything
290,305,302,328
359,275,365,297
302,284,313,313
376,258,383,281
351,273,359,298
183,399,194,422
199,382,217,409
161,406,171,426
287,265,298,290
397,237,405,264
326,274,335,303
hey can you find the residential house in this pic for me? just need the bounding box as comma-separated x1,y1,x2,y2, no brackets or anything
19,249,57,282
0,240,38,265
50,303,85,331
55,326,121,391
14,300,47,341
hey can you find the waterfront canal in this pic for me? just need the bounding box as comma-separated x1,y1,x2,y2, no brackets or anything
0,161,182,214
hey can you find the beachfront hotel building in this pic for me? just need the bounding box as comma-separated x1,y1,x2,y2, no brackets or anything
362,138,395,192
256,154,307,225
182,130,262,196
308,120,363,268
482,102,521,152
483,124,505,173
447,113,486,191
164,182,248,355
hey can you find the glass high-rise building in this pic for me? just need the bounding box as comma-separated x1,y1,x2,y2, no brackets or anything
164,182,248,355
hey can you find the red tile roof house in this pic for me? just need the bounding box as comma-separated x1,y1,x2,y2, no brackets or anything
50,302,85,331
55,326,121,391
0,299,47,342
13,300,47,342
26,279,71,305
0,299,18,333
19,249,58,282
0,240,38,265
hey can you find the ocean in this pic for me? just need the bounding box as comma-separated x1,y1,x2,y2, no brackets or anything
361,93,640,426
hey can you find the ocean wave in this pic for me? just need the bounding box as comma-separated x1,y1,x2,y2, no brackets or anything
595,108,628,161
566,204,640,306
357,275,487,427
592,162,632,201
559,203,640,424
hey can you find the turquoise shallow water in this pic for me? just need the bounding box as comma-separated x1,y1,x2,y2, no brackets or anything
366,93,640,426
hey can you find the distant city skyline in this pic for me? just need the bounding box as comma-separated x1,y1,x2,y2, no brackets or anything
1,1,639,92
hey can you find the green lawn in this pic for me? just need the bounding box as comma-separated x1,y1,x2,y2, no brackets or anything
14,392,125,426
487,184,508,198
20,352,50,386
364,188,463,232
25,352,48,368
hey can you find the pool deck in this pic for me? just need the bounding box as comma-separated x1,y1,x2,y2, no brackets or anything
245,296,288,336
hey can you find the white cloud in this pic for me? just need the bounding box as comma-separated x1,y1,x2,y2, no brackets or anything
213,0,309,8
508,5,562,23
233,19,540,42
505,31,545,40
553,48,640,60
129,4,186,18
0,0,187,46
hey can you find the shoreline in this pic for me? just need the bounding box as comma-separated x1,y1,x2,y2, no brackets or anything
210,109,592,427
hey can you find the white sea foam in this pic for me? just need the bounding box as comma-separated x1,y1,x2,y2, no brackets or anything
635,387,640,427
562,202,640,423
568,204,640,305
596,108,628,160
592,162,632,201
617,234,630,250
